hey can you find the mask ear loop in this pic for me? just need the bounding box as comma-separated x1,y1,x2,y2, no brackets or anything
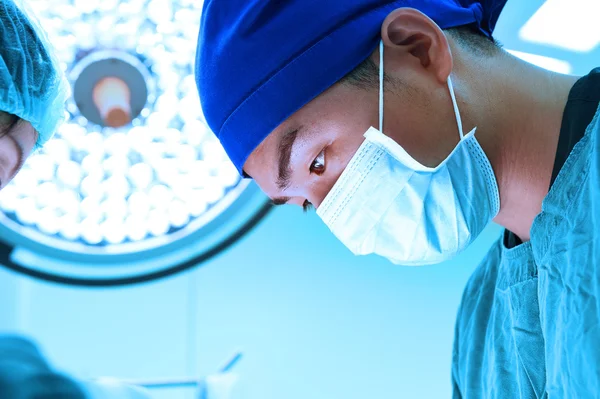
379,40,384,132
447,76,465,139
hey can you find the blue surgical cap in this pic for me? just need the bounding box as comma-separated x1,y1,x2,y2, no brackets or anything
196,0,507,175
0,0,70,148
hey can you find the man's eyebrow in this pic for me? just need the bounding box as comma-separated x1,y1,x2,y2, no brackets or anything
270,196,291,206
276,127,301,191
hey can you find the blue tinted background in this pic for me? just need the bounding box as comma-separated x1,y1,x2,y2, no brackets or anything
0,1,597,398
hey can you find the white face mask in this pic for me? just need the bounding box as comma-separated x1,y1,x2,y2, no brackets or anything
317,41,500,266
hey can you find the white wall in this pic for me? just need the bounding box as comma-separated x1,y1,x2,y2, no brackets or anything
0,206,500,399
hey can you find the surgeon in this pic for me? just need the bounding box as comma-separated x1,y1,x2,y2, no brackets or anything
196,0,600,397
0,0,69,190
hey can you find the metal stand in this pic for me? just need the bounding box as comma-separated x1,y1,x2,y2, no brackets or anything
113,351,242,396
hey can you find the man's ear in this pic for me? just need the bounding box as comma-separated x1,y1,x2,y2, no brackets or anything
381,7,453,84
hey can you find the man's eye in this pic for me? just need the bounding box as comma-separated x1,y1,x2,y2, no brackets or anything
302,200,314,213
310,150,325,175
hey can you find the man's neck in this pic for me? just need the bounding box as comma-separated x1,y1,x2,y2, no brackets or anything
459,51,579,241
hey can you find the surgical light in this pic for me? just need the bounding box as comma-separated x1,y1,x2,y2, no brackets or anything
0,0,252,257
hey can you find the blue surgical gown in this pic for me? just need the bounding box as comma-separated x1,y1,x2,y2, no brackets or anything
452,104,600,398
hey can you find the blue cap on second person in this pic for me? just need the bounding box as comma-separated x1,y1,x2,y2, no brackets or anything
0,0,70,149
195,0,507,176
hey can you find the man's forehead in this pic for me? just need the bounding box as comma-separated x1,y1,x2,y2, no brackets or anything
243,125,280,180
245,122,295,175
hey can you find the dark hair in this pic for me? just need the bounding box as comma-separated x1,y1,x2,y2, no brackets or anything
0,111,20,138
341,24,502,90
446,24,502,56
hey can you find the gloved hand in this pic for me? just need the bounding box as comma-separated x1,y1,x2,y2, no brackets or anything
0,335,87,399
0,334,151,399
